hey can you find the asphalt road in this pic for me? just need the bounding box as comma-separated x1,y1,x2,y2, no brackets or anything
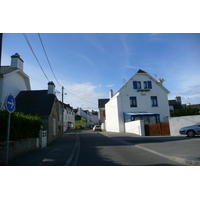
73,131,186,166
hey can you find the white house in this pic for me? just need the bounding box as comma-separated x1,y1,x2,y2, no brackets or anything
58,101,75,132
105,69,170,133
0,53,31,109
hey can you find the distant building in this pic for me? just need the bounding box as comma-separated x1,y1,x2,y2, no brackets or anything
169,96,182,111
58,101,75,131
98,98,109,124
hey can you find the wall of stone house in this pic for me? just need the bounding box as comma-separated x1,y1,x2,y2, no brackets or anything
47,101,59,145
169,115,200,136
0,137,40,165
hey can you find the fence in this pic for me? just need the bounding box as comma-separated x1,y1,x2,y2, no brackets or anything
145,123,170,136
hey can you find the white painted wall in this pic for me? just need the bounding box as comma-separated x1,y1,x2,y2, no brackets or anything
105,72,170,133
169,115,200,136
120,74,170,122
0,71,30,109
125,120,145,136
105,93,121,132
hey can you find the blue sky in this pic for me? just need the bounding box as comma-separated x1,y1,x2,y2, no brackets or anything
1,33,200,110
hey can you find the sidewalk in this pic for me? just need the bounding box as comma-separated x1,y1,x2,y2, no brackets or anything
99,131,200,166
6,131,77,166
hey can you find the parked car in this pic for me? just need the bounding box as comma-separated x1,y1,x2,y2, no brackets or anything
179,123,200,137
93,125,101,132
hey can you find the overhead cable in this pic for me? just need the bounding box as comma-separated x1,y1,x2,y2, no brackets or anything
38,33,62,87
23,33,49,82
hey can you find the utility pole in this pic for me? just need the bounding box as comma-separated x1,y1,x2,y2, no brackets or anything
62,86,64,134
0,33,3,70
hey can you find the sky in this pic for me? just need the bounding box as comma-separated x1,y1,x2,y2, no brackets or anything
1,33,200,110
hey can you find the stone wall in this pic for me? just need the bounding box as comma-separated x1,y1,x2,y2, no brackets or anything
0,137,40,165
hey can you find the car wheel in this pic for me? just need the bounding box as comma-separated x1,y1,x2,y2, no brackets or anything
187,130,195,137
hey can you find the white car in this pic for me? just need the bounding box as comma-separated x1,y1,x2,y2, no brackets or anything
179,123,200,137
93,125,102,132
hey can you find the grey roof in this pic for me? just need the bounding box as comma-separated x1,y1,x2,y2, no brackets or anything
0,66,17,75
98,98,109,108
16,90,57,117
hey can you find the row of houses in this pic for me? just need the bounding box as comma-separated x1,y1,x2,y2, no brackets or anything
0,53,98,145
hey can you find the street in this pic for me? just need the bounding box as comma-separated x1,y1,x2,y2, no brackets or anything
71,130,187,166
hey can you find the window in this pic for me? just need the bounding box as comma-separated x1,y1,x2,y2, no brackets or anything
130,97,137,107
134,81,152,89
144,81,147,89
151,96,158,107
133,81,141,89
137,82,141,89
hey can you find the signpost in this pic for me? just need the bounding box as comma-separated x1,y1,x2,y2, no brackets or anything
5,94,15,165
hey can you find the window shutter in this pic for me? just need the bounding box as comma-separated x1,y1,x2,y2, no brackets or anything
147,81,152,89
133,81,137,89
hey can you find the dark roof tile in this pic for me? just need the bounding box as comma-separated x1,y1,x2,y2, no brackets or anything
16,90,56,117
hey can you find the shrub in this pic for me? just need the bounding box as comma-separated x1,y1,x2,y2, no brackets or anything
0,110,42,142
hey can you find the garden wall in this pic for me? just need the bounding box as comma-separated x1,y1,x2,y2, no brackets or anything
0,137,40,165
169,115,200,136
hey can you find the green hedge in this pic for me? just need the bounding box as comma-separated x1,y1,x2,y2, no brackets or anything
0,110,42,142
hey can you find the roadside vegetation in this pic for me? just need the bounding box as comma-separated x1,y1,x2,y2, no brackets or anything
170,106,200,117
0,110,42,142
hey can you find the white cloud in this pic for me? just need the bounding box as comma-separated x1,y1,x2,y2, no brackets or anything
61,82,107,109
106,84,114,87
125,66,138,69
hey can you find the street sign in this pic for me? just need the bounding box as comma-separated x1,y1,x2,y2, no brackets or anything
5,95,15,113
5,94,15,165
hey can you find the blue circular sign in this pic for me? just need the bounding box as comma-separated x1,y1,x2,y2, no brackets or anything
5,95,15,113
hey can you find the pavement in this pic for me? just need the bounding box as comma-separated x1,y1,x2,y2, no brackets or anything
3,129,200,166
4,130,78,166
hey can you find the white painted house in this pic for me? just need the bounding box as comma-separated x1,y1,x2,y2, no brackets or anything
105,69,170,133
0,53,31,109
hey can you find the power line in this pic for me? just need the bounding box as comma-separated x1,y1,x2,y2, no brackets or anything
64,88,98,106
23,33,49,82
38,33,62,87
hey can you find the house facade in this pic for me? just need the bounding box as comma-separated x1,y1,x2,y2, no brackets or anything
98,98,109,125
15,82,59,145
105,69,170,133
0,53,31,109
58,101,75,132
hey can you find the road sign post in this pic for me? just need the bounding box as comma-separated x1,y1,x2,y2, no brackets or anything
5,94,15,165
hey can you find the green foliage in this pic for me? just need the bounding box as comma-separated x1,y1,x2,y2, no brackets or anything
170,106,200,117
0,110,42,142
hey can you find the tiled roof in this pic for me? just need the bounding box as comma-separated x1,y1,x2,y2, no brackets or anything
137,69,147,73
98,98,109,108
16,90,56,117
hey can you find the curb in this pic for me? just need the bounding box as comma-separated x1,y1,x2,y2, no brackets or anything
65,133,80,166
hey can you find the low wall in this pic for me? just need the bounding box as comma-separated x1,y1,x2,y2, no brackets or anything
0,137,40,165
169,115,200,136
125,120,145,136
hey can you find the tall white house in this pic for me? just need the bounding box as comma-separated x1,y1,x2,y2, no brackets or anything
105,69,170,133
0,53,31,109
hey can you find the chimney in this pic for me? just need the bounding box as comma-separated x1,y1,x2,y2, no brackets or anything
11,53,24,71
109,89,113,99
48,81,56,95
